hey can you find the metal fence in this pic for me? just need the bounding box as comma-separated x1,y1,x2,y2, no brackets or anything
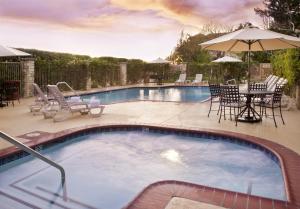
0,62,24,96
34,65,89,91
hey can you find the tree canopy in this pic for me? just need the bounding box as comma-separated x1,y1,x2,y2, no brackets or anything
255,0,300,34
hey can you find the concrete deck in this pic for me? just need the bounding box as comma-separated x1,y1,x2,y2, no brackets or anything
0,95,300,155
165,197,226,209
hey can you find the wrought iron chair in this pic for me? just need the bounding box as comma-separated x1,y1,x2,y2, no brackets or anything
3,80,20,106
259,84,285,128
208,83,221,117
219,85,246,126
249,83,267,114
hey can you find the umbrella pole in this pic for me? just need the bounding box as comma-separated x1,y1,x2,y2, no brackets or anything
248,42,251,91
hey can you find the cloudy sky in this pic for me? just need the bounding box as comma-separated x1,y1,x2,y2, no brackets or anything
0,0,264,60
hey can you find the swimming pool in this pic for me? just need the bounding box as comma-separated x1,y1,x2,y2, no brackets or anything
0,128,285,209
79,86,210,104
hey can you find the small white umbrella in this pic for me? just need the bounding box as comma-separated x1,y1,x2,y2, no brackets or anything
0,45,31,57
212,56,242,82
200,26,300,83
212,55,242,63
149,57,171,64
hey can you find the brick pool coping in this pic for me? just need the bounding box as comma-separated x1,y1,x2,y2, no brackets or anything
0,124,300,208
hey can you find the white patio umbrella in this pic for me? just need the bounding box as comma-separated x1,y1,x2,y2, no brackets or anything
212,55,242,63
211,55,242,82
149,57,171,64
200,26,300,83
0,45,31,57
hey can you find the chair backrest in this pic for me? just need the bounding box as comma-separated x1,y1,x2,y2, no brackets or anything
249,83,267,91
272,84,284,105
220,85,240,104
267,76,279,91
268,77,287,91
33,83,48,103
47,85,69,110
264,75,273,84
208,83,221,98
195,74,203,82
226,79,236,85
178,73,186,81
277,78,288,86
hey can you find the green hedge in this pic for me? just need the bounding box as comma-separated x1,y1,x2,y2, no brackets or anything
187,62,248,83
90,60,120,87
127,60,179,84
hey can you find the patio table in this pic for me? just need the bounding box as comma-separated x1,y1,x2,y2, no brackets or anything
238,90,273,122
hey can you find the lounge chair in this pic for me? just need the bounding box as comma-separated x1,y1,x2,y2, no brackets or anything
192,74,208,85
29,83,57,115
263,74,274,84
267,76,287,91
46,85,105,122
266,75,279,90
175,73,186,84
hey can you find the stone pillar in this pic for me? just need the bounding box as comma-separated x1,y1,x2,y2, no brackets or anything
179,62,187,73
86,70,92,90
120,62,127,85
21,58,35,97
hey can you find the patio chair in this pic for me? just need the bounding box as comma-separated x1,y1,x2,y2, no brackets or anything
175,73,186,84
208,83,221,117
225,79,236,85
29,83,57,115
192,74,203,84
3,80,20,106
47,85,105,122
263,74,274,84
249,83,268,113
219,85,246,126
266,75,279,91
259,84,285,128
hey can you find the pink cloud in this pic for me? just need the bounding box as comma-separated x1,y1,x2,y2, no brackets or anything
0,0,264,30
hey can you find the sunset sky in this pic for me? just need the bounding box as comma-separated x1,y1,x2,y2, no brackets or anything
0,0,264,61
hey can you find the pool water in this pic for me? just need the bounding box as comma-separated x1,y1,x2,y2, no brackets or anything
0,131,285,209
80,86,210,104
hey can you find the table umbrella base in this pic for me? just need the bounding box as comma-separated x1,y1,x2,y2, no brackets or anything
237,106,262,123
238,116,262,123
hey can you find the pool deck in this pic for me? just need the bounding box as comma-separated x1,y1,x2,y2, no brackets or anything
1,84,300,209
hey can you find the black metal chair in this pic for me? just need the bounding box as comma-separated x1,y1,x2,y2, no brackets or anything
249,83,268,114
3,80,20,106
208,83,221,117
259,84,285,128
219,85,246,126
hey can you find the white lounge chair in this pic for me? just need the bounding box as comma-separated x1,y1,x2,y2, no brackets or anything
29,83,57,115
268,77,288,91
192,74,203,84
175,73,186,84
267,76,280,91
263,74,274,84
46,85,105,122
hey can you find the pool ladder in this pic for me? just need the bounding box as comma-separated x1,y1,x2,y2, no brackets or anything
0,131,66,187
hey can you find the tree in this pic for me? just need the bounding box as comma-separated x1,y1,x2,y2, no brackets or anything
255,0,300,34
168,32,222,64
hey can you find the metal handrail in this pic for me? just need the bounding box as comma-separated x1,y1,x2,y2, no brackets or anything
56,82,79,97
0,132,65,187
